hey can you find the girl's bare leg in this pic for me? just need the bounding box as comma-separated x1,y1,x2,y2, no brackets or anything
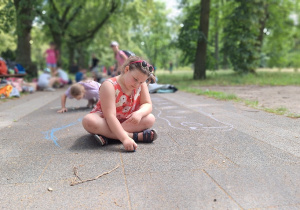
50,67,56,77
82,113,156,140
122,113,155,133
49,77,60,87
82,113,116,138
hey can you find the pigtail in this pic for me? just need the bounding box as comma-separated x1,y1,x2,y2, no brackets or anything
148,73,156,84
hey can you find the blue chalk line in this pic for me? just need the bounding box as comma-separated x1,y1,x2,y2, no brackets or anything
42,118,82,147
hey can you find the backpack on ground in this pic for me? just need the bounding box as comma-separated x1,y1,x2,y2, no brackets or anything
15,63,26,74
0,60,8,75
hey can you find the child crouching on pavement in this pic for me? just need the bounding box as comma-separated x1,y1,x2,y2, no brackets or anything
82,56,158,151
57,80,100,113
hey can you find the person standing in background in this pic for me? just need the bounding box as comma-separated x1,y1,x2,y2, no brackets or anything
169,62,173,73
43,42,59,76
90,54,101,82
90,54,99,71
110,41,128,75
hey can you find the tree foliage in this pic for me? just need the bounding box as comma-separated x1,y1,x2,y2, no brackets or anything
130,0,172,66
222,0,266,73
0,0,15,33
261,0,296,68
177,0,300,75
36,0,122,69
75,0,173,69
13,0,43,77
177,3,201,65
0,0,16,56
1,0,300,78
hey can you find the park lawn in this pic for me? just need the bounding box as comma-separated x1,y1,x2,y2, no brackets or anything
156,68,300,87
155,68,300,118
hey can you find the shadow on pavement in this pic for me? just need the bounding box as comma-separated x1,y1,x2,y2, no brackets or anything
64,106,92,113
69,134,124,153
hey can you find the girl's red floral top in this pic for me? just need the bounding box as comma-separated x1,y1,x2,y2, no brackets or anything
91,77,141,122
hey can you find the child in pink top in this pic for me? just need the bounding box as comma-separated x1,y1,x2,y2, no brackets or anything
43,42,59,76
82,56,157,151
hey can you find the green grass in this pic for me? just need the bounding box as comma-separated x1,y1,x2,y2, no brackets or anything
155,68,300,118
182,87,240,101
156,69,300,86
260,106,300,118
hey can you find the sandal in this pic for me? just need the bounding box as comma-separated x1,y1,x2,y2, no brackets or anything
94,134,120,146
133,129,158,143
93,134,108,146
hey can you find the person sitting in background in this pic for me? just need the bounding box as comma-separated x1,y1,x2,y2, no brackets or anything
57,80,100,113
70,60,79,74
37,68,61,91
91,65,101,82
75,68,87,82
56,64,70,87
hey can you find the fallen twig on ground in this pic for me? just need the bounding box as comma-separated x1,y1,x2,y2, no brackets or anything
70,165,120,186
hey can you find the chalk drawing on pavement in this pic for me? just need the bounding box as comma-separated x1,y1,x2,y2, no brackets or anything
42,118,82,147
154,101,233,131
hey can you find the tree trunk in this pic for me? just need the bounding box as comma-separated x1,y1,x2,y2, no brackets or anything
257,4,269,52
214,0,219,70
68,43,76,72
52,34,62,65
14,0,37,77
194,0,211,80
77,46,86,68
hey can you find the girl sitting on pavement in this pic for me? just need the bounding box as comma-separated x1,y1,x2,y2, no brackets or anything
57,80,100,113
82,56,158,151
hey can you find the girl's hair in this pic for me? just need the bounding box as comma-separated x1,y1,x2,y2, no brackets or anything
121,56,156,83
70,83,85,97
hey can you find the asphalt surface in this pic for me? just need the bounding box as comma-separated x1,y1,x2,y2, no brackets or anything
0,88,299,209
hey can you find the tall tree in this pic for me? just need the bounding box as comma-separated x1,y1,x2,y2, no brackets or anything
222,0,267,73
213,0,219,70
13,0,39,77
177,3,201,65
130,0,171,66
0,0,16,56
194,0,210,79
38,0,120,69
262,0,295,68
40,0,84,54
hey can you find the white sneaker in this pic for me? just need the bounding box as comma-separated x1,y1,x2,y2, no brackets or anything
45,87,56,91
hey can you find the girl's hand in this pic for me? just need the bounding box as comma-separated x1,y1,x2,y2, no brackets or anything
125,112,142,124
57,107,68,113
122,137,138,151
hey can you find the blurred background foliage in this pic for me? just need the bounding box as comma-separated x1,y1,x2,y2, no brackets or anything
0,0,300,78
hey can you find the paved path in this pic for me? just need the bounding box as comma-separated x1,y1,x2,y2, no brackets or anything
0,90,299,209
